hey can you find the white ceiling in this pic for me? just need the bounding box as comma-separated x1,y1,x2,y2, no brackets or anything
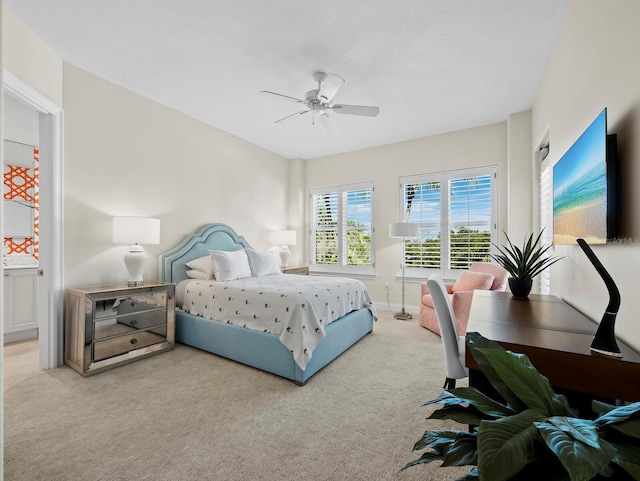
6,0,569,160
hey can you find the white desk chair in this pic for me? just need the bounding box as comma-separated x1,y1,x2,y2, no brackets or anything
427,275,469,389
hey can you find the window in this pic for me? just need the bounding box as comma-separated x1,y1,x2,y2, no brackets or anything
400,166,497,278
539,163,552,294
310,182,374,275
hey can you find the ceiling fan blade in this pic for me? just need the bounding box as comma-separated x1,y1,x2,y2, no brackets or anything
320,112,340,134
261,90,305,103
317,73,345,103
274,110,309,124
331,104,380,117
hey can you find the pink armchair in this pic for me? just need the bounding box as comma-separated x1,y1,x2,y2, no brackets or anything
419,263,508,335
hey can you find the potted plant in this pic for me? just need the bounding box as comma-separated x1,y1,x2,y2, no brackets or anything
491,230,562,298
403,332,640,480
403,332,640,481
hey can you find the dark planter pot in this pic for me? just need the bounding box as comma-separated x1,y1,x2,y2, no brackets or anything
508,277,533,299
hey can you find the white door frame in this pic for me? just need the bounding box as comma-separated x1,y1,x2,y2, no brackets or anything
3,70,64,369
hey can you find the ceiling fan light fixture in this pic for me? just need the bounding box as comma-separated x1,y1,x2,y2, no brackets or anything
320,111,340,134
262,71,378,134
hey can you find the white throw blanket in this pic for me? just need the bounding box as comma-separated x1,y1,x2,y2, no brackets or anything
180,274,376,370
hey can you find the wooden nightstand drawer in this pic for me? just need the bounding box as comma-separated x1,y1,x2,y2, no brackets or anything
116,308,166,331
94,329,167,362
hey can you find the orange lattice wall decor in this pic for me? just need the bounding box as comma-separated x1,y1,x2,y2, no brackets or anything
3,148,40,260
4,237,36,256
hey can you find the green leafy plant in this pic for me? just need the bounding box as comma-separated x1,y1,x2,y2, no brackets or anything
491,230,562,280
403,332,640,480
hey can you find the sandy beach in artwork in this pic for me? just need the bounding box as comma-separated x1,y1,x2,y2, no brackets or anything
553,201,607,244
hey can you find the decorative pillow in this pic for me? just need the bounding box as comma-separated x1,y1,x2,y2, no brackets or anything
245,249,281,277
208,249,252,282
186,269,213,280
185,255,215,278
451,271,495,293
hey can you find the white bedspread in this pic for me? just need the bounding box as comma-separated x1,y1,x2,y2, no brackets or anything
180,274,376,370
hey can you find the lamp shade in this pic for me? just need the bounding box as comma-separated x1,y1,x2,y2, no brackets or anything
112,217,160,245
389,222,419,238
270,229,297,246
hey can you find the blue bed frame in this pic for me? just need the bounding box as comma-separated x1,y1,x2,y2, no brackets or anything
159,223,374,385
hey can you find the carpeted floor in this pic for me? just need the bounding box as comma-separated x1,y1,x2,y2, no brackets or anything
3,310,471,481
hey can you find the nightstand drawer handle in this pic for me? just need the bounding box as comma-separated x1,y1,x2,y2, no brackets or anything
130,319,138,326
130,301,137,307
130,338,138,345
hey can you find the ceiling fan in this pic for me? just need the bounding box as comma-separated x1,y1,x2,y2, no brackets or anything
261,72,380,134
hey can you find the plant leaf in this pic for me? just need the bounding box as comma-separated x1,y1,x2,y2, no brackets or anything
477,409,547,481
614,458,640,480
608,436,640,466
491,229,562,280
592,399,617,417
424,390,466,407
442,432,478,467
545,416,601,449
402,450,445,470
448,386,516,418
595,402,640,429
455,467,479,481
465,332,526,412
428,404,486,426
478,347,564,417
413,429,459,452
595,402,640,441
535,420,617,481
612,419,640,439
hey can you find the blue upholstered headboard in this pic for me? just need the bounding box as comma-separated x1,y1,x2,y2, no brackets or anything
159,223,251,284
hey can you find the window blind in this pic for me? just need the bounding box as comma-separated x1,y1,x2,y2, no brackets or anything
401,166,497,278
539,165,552,294
310,182,374,273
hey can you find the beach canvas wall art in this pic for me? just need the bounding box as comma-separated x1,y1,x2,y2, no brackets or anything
553,109,607,245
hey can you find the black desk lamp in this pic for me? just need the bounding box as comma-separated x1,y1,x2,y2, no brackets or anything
576,238,622,357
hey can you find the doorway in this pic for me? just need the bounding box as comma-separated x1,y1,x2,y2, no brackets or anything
3,71,64,370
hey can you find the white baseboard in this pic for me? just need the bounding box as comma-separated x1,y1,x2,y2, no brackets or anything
373,302,419,315
4,328,38,345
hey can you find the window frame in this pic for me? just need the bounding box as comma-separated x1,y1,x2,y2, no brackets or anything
539,159,552,294
309,181,375,277
399,166,498,280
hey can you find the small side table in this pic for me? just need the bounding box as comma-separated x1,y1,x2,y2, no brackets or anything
282,266,309,275
64,281,175,376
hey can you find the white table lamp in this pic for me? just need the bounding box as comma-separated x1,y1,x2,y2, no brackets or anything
113,216,160,286
270,229,296,269
389,222,419,320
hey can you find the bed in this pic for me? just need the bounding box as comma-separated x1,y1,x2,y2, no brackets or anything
159,223,375,385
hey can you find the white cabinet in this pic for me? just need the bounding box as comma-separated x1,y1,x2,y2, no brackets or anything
3,267,39,343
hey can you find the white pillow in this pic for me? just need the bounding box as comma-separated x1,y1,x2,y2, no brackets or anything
185,255,215,278
245,249,282,277
208,249,252,282
186,269,213,280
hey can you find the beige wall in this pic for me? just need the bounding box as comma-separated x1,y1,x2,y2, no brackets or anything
63,64,289,288
532,0,640,349
507,111,534,242
304,122,511,311
2,6,63,106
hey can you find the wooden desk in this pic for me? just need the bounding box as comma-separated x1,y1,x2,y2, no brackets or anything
466,290,640,403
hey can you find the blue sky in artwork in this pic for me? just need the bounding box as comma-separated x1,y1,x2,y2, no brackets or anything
553,109,606,198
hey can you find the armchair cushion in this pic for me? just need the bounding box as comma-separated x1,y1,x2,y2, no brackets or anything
419,262,508,336
468,263,509,291
451,271,494,293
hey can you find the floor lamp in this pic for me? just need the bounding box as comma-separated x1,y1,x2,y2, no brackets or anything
389,222,419,320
